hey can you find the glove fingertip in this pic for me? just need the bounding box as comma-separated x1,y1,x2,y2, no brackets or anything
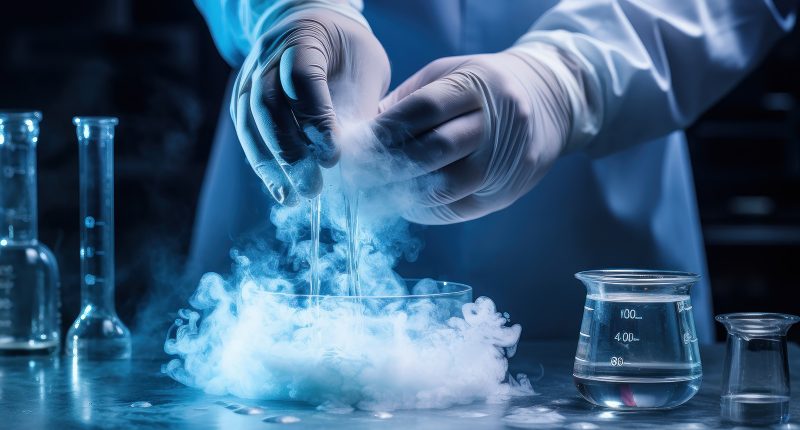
286,158,323,198
303,124,339,167
295,176,323,198
402,204,460,226
254,166,283,202
280,187,300,207
254,163,300,207
264,182,301,207
267,183,285,204
378,93,398,114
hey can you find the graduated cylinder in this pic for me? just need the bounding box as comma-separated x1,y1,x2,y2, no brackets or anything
66,117,131,359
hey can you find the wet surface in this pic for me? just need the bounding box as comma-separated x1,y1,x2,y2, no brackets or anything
0,342,798,429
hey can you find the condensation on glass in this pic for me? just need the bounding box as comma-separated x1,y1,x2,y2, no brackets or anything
0,111,61,354
717,312,799,425
66,117,131,360
573,269,702,409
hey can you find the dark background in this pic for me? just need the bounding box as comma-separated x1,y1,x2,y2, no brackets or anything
1,0,798,343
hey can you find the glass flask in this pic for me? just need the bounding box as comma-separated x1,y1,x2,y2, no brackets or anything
573,269,702,409
716,312,799,425
0,111,61,354
66,117,131,359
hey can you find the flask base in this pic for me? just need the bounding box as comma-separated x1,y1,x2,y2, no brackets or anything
0,338,59,355
66,337,131,360
66,310,132,359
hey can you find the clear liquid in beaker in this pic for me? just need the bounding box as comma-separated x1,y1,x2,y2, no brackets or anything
573,294,702,409
721,394,790,425
0,244,60,354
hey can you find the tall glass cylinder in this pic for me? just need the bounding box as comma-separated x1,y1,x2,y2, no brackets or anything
0,111,61,354
66,116,131,359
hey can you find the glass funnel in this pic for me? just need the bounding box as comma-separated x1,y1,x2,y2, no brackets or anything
0,111,61,354
66,117,131,359
717,312,799,425
573,269,702,409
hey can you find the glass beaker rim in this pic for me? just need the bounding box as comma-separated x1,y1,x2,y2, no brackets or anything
575,269,699,285
716,312,799,336
716,312,799,324
252,278,472,301
0,110,42,122
72,116,119,126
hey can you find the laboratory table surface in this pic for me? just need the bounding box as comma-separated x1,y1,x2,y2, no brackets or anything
1,341,798,429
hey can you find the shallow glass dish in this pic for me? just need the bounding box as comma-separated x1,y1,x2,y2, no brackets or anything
253,279,473,323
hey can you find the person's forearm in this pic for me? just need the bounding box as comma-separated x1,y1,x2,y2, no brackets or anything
194,0,367,66
514,0,797,156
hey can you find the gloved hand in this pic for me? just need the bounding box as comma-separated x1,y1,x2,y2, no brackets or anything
371,44,583,224
232,7,390,205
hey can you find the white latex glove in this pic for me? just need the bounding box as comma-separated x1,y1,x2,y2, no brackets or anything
232,7,389,205
373,45,583,225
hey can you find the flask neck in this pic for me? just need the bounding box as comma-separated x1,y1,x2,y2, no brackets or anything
81,282,117,314
0,121,39,243
75,117,118,315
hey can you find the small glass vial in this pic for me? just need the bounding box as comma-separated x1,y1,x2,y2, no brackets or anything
717,312,799,425
66,117,131,359
0,111,61,354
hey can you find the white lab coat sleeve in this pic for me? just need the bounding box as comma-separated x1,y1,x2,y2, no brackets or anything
514,0,797,156
194,0,368,67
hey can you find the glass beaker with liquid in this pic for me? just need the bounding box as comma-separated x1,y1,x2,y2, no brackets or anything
0,111,61,354
66,117,131,359
717,312,798,425
573,269,702,409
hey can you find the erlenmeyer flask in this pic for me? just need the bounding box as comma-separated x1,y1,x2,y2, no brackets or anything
717,312,799,425
573,269,702,409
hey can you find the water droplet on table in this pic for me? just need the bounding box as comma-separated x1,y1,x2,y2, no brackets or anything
596,411,616,420
447,411,489,418
502,406,566,428
130,401,152,408
317,401,354,414
234,406,265,415
263,415,301,424
565,423,599,430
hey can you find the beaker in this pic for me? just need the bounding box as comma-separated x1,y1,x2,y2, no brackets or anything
573,269,702,409
66,117,131,359
0,111,61,354
716,312,798,425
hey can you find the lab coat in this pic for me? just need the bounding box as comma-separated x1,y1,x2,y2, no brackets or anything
190,0,796,341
